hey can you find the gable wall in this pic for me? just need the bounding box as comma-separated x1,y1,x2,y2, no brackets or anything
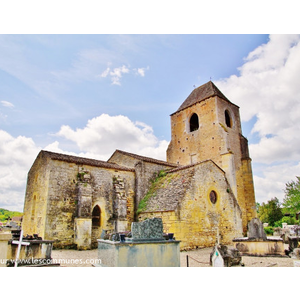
138,161,243,250
24,155,135,248
108,151,175,212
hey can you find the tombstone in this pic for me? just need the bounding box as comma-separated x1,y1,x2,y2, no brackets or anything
210,244,242,267
288,236,300,252
96,218,180,267
211,246,224,267
131,217,164,240
247,218,267,240
273,227,283,237
1,230,56,267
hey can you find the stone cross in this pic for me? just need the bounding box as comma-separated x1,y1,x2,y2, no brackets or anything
12,230,30,267
216,227,220,245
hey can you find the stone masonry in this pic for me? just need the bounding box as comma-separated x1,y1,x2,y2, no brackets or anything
22,81,256,250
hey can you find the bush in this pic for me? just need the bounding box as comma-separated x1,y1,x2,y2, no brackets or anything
274,216,300,228
264,226,274,235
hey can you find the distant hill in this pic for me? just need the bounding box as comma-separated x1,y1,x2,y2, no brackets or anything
0,208,23,222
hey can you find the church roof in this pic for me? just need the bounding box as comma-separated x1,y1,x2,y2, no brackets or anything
108,149,179,168
138,160,225,213
40,150,135,172
166,159,225,174
171,81,237,115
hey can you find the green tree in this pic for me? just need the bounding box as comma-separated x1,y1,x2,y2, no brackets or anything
282,176,300,216
258,197,283,226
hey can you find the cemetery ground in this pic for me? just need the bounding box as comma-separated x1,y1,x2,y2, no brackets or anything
51,244,293,267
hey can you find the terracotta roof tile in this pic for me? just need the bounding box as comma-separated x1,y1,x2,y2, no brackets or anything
109,149,179,168
41,150,135,172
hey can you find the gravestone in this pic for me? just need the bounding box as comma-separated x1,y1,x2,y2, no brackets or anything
247,218,267,240
210,245,242,267
288,236,300,252
131,218,164,240
211,246,224,267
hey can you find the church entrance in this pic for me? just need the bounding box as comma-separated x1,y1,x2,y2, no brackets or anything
91,205,101,248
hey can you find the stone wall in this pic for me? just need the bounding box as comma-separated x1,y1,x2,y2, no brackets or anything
166,95,256,233
108,150,176,211
23,151,51,238
23,152,135,249
138,160,243,250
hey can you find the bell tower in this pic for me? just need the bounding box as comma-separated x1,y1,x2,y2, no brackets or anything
166,81,256,231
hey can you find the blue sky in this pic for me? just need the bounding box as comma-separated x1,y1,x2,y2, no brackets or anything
2,34,300,211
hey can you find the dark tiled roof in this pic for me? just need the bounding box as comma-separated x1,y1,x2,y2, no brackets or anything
109,149,179,168
41,150,135,172
171,81,237,115
166,159,225,174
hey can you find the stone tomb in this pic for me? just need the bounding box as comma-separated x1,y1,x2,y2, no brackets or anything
233,218,285,256
96,218,180,267
0,230,55,267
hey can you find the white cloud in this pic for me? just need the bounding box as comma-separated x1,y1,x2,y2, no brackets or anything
56,114,168,160
100,67,111,78
0,113,169,211
1,100,14,108
0,130,41,211
99,65,149,85
109,65,129,85
254,162,300,204
134,66,150,77
216,34,300,203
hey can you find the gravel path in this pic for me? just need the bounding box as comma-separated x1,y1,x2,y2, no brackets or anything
51,246,294,267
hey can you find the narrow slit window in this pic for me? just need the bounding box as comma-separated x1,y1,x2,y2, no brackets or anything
225,110,232,128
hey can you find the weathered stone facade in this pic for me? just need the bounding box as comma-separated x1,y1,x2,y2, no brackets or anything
23,151,135,249
166,81,256,231
22,81,256,250
137,161,243,249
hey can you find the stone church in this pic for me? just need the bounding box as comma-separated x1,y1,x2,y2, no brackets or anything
22,81,257,250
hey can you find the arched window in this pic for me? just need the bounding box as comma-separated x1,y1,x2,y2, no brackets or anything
225,110,232,128
189,113,199,132
92,205,101,227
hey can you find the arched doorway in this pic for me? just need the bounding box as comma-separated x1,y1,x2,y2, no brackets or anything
91,205,101,248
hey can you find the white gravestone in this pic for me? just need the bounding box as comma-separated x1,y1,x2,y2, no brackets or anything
211,246,224,267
